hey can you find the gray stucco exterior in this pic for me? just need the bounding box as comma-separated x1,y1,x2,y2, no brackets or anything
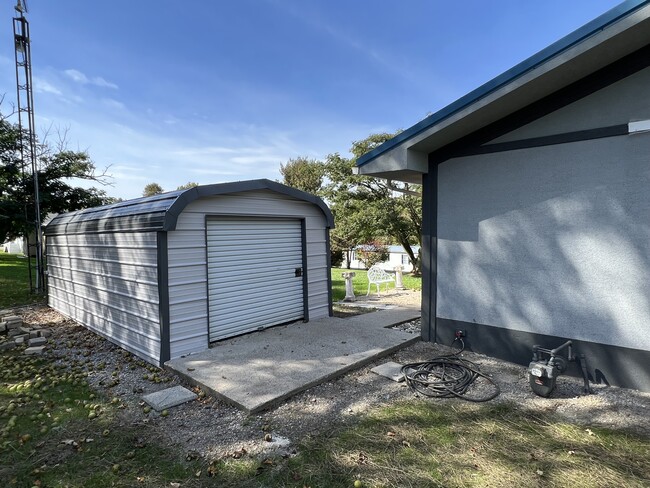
438,134,650,352
45,180,333,366
357,2,650,391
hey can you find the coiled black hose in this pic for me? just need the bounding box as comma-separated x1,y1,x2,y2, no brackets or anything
401,338,500,402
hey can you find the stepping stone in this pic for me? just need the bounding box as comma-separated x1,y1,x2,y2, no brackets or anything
24,346,45,355
371,361,406,382
142,386,197,411
29,337,47,347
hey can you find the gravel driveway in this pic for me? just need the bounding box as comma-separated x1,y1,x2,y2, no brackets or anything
10,304,650,463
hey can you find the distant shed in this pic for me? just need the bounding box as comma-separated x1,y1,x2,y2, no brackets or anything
44,179,334,366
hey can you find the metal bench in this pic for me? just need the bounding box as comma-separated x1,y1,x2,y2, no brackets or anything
366,265,394,295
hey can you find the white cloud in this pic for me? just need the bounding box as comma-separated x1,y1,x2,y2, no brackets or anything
102,98,125,110
33,77,62,96
64,69,118,89
92,77,118,89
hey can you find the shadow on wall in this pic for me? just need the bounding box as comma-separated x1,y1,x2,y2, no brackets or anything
436,135,650,353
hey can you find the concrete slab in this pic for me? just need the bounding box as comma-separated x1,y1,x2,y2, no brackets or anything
142,385,197,411
166,307,420,413
371,361,406,382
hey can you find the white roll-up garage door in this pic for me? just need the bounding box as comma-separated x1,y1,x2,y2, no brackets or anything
206,217,305,341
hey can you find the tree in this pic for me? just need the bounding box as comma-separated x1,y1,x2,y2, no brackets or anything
0,113,113,243
176,181,199,190
279,157,324,195
323,132,422,275
142,182,164,197
356,241,389,269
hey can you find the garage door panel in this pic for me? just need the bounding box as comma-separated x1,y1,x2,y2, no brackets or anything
207,217,305,341
209,284,303,310
214,306,304,334
208,277,302,296
207,250,302,265
207,267,297,283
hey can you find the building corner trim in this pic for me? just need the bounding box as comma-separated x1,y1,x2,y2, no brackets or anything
157,231,171,366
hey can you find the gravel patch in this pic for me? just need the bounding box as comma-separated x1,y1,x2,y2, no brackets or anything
390,318,421,334
8,305,650,465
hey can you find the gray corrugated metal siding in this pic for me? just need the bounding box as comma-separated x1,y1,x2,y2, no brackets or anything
47,231,161,364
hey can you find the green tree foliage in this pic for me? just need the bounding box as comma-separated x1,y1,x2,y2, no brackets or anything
176,181,199,190
142,182,164,197
323,132,422,274
0,115,113,243
356,241,390,269
279,157,325,195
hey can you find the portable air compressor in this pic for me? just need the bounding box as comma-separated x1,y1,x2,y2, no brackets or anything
528,340,592,397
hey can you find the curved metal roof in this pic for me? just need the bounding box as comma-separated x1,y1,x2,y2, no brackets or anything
44,179,334,235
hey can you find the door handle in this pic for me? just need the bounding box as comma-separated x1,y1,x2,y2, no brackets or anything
295,267,303,277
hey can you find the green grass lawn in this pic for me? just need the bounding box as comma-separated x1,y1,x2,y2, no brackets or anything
0,253,45,309
331,267,421,301
225,401,650,487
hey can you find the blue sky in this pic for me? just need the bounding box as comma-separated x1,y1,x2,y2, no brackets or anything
0,0,622,199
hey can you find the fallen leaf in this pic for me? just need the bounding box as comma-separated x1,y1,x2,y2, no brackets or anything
232,447,247,459
207,463,219,477
536,469,544,476
386,432,396,437
170,483,181,488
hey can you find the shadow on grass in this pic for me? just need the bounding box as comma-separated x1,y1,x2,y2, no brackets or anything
242,400,650,488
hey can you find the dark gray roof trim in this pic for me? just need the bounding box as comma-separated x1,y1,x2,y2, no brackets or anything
357,0,650,167
163,179,334,230
44,179,333,236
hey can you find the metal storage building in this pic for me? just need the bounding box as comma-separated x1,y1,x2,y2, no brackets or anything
44,179,334,366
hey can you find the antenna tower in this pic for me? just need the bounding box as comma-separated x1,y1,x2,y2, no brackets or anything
13,0,45,294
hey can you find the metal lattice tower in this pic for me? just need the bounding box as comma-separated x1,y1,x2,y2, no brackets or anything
13,0,45,294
